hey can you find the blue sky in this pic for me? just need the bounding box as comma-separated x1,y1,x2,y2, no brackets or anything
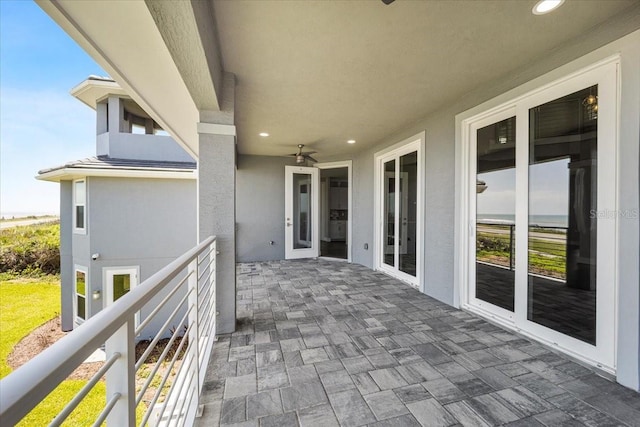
1,0,105,216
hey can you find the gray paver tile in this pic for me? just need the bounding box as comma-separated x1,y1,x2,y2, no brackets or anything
370,367,410,390
423,378,466,404
367,414,421,427
406,398,457,427
352,372,381,395
319,369,356,394
467,394,520,425
444,400,491,427
297,403,339,427
259,411,298,427
225,374,258,398
300,347,329,364
281,380,328,411
494,386,553,417
327,389,377,427
286,365,319,385
364,390,410,421
394,384,432,404
247,389,283,420
221,397,247,425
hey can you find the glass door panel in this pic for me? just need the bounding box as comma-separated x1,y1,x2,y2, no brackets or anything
475,117,516,312
293,173,312,249
378,142,421,288
528,86,598,345
285,166,319,259
399,152,417,276
383,160,396,267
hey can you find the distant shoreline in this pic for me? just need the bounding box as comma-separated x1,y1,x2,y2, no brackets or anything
0,214,59,223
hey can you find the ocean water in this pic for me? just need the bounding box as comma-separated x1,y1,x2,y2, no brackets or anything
477,214,568,227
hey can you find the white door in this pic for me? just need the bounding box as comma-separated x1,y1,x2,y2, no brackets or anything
375,136,423,288
104,267,139,323
285,166,319,259
465,60,617,372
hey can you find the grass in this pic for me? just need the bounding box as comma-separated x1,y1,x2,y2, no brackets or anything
477,229,567,279
0,276,106,425
0,222,60,276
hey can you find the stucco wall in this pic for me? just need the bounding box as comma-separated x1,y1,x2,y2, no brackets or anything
70,177,197,339
236,155,291,262
59,181,73,332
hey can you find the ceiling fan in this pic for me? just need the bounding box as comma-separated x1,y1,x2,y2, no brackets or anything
287,144,318,164
381,0,395,4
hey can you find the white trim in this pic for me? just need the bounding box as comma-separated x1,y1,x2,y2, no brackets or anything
73,266,89,324
37,167,197,183
196,122,237,136
457,58,620,373
72,179,87,235
315,160,353,263
373,132,425,291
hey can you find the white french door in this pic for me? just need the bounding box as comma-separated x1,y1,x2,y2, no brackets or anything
285,165,319,259
464,59,618,372
375,135,423,289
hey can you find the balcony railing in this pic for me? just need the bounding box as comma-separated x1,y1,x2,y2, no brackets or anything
476,221,567,280
0,236,217,426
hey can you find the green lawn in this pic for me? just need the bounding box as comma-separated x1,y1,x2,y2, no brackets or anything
0,277,106,426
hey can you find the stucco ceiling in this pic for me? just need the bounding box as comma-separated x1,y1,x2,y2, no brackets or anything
212,0,636,160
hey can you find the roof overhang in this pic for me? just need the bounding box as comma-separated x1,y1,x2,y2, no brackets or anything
37,167,197,183
70,77,127,110
35,0,204,159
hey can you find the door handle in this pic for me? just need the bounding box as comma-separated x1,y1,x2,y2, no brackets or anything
286,223,292,227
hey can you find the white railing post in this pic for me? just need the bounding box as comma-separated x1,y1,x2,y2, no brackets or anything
105,318,136,426
187,257,199,419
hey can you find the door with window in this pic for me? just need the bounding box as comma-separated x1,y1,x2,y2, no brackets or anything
376,137,423,288
467,60,617,371
285,166,319,259
105,267,139,315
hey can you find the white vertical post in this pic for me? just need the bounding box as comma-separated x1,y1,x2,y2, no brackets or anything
105,319,136,426
187,259,199,420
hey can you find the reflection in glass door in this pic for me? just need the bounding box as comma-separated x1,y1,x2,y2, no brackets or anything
475,116,516,312
377,138,421,287
528,86,598,345
466,60,617,371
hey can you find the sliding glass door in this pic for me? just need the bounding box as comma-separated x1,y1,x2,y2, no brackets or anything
467,60,617,372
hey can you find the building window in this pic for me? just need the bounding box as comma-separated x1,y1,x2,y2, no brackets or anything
75,268,88,322
73,179,86,233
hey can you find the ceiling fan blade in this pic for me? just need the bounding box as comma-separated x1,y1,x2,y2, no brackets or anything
306,156,318,163
300,151,317,155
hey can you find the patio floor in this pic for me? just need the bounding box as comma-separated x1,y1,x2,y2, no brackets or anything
197,259,640,426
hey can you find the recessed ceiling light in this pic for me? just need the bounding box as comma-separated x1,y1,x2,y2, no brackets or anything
347,139,356,144
532,0,564,15
259,132,269,137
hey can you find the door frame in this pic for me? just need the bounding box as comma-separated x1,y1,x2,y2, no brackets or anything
315,160,353,262
374,132,425,290
285,165,320,259
103,266,140,324
456,56,620,373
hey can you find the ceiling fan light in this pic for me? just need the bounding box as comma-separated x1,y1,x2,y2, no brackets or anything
296,155,305,163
